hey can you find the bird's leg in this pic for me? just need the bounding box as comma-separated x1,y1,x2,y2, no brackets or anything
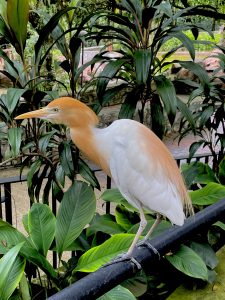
102,207,147,270
127,206,147,256
137,213,162,257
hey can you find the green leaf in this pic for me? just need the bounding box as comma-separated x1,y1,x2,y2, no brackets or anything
101,188,136,212
97,59,128,100
179,61,210,86
7,0,29,54
6,88,27,115
170,31,195,60
218,157,225,185
87,214,125,236
189,141,205,159
35,7,75,67
128,219,171,238
154,75,177,124
189,182,225,205
55,181,96,256
98,285,136,300
0,1,8,27
190,242,218,270
28,204,56,257
74,234,137,272
0,243,25,300
134,49,152,84
115,205,137,231
7,127,22,157
0,220,58,283
78,157,100,189
166,244,208,281
38,131,56,153
177,97,195,133
59,141,75,180
122,271,147,297
181,162,218,189
27,159,42,202
213,221,225,231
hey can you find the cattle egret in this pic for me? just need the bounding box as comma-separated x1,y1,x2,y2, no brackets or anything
15,97,193,258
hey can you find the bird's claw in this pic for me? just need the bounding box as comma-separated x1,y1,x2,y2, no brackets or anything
102,253,142,270
137,240,160,259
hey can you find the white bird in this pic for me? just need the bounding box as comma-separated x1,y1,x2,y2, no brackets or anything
15,97,193,257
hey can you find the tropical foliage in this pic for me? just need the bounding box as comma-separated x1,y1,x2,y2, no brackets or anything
0,0,225,299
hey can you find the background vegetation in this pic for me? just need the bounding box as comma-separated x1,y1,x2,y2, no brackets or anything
0,0,225,299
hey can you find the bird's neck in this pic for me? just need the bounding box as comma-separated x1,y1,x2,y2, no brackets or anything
70,126,111,176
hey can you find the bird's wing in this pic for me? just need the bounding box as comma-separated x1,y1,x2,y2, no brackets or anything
109,120,185,225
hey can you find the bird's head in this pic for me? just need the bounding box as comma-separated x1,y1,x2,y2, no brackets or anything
15,97,99,128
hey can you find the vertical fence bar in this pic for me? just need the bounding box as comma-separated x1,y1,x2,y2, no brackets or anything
0,186,2,219
106,176,111,214
4,183,12,224
52,188,58,269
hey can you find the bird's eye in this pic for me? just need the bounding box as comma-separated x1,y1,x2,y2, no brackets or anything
52,107,59,112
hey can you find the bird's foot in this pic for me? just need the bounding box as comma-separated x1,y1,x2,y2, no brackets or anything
102,253,142,270
137,239,160,260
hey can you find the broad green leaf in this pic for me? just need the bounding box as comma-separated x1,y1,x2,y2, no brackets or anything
189,182,225,205
35,7,75,67
166,244,208,281
27,159,42,202
78,157,100,189
7,127,22,157
74,234,137,272
28,204,56,257
115,205,137,231
179,61,210,86
7,0,29,54
0,49,19,76
86,214,125,236
128,219,171,238
6,88,27,115
102,188,125,203
19,274,31,300
59,141,75,180
98,285,136,300
213,221,225,231
55,181,96,256
118,91,139,120
189,141,205,160
122,270,147,297
181,162,218,189
38,131,56,153
190,242,218,269
0,220,58,283
154,75,177,124
97,59,128,100
42,11,69,59
170,31,195,60
177,97,195,133
101,188,137,212
101,83,128,106
151,96,165,139
134,49,152,84
0,0,8,27
0,243,25,300
199,105,214,128
218,157,225,185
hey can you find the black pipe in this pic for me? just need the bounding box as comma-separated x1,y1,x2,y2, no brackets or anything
48,197,225,300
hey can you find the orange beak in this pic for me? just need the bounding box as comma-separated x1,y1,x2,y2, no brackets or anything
15,108,49,120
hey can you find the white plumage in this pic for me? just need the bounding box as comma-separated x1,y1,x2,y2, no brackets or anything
15,97,193,256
